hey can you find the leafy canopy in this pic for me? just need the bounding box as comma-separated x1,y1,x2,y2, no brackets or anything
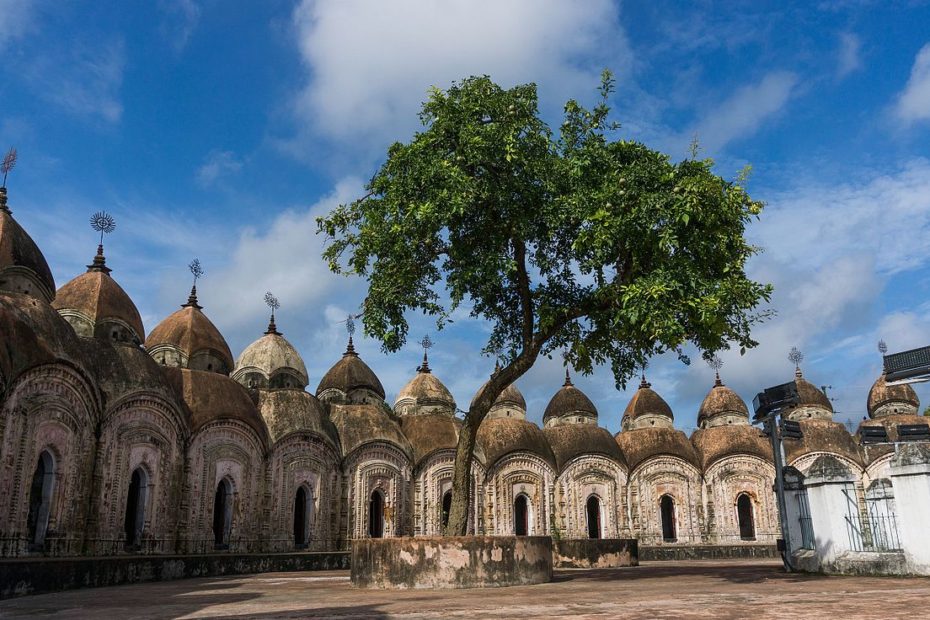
318,72,771,388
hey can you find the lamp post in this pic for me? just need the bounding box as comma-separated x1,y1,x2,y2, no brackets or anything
752,380,801,572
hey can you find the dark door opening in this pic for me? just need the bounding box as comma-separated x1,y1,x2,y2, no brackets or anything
213,479,232,549
294,486,308,548
660,495,677,542
124,468,146,549
737,494,755,540
369,490,384,538
586,496,601,539
26,451,55,548
514,495,529,536
441,491,452,532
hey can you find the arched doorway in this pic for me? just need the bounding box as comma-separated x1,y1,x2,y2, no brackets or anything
213,478,233,549
660,495,676,542
124,468,147,549
294,486,311,548
440,490,453,532
514,494,529,536
737,494,755,540
368,490,384,538
26,451,55,548
586,496,601,539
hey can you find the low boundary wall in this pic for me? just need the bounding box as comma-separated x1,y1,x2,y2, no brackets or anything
0,551,349,599
640,544,779,561
351,536,552,589
553,539,638,568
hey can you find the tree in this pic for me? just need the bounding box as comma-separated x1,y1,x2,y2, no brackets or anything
317,72,772,536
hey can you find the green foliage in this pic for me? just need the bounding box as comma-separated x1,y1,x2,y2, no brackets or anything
317,71,772,390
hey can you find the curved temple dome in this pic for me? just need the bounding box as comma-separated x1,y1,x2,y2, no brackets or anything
621,375,674,431
145,286,234,375
233,317,309,390
696,376,749,429
394,354,456,417
53,248,145,346
0,187,56,302
867,374,919,418
542,369,597,428
316,337,385,405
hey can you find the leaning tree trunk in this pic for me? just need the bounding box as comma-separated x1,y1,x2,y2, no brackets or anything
444,356,535,536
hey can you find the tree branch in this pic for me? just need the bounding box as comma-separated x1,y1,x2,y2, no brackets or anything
513,239,533,348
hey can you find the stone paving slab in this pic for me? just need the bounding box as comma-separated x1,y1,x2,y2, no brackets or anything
1,560,928,619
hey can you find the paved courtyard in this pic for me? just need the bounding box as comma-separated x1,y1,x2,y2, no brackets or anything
1,560,928,619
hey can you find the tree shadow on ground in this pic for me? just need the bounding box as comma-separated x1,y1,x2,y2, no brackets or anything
551,562,827,585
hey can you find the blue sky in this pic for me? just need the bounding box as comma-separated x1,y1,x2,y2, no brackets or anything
2,0,930,433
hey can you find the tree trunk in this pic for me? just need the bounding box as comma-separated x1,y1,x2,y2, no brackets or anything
444,355,536,536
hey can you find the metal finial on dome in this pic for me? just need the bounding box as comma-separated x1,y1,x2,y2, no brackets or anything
1,147,15,189
418,334,433,373
0,147,16,213
878,340,888,356
343,312,362,354
707,354,723,386
561,351,573,386
182,258,204,309
788,346,804,376
264,291,280,335
88,211,116,274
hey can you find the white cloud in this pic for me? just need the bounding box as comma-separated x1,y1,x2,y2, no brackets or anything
159,0,202,52
197,150,244,187
895,43,930,123
288,0,629,152
759,158,930,274
200,177,365,333
0,0,37,51
23,38,126,123
837,32,862,79
689,71,797,153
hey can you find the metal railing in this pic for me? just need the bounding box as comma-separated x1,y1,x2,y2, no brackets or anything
867,514,902,551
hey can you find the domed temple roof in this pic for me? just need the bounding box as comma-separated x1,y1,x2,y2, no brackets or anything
622,376,674,429
784,418,862,467
615,426,700,471
256,388,336,447
542,370,597,426
0,291,92,392
327,403,412,458
395,354,455,415
317,338,385,401
790,368,833,413
53,249,145,345
400,413,461,466
234,317,309,390
697,377,749,427
0,187,56,302
146,286,234,375
543,423,625,471
476,417,556,470
690,425,772,470
867,374,919,418
162,366,268,443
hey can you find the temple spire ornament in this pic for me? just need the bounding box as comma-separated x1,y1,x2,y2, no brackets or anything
561,351,573,386
343,313,362,355
183,259,204,309
0,147,16,213
707,354,724,386
264,292,280,335
88,211,116,274
788,346,804,377
417,334,433,373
